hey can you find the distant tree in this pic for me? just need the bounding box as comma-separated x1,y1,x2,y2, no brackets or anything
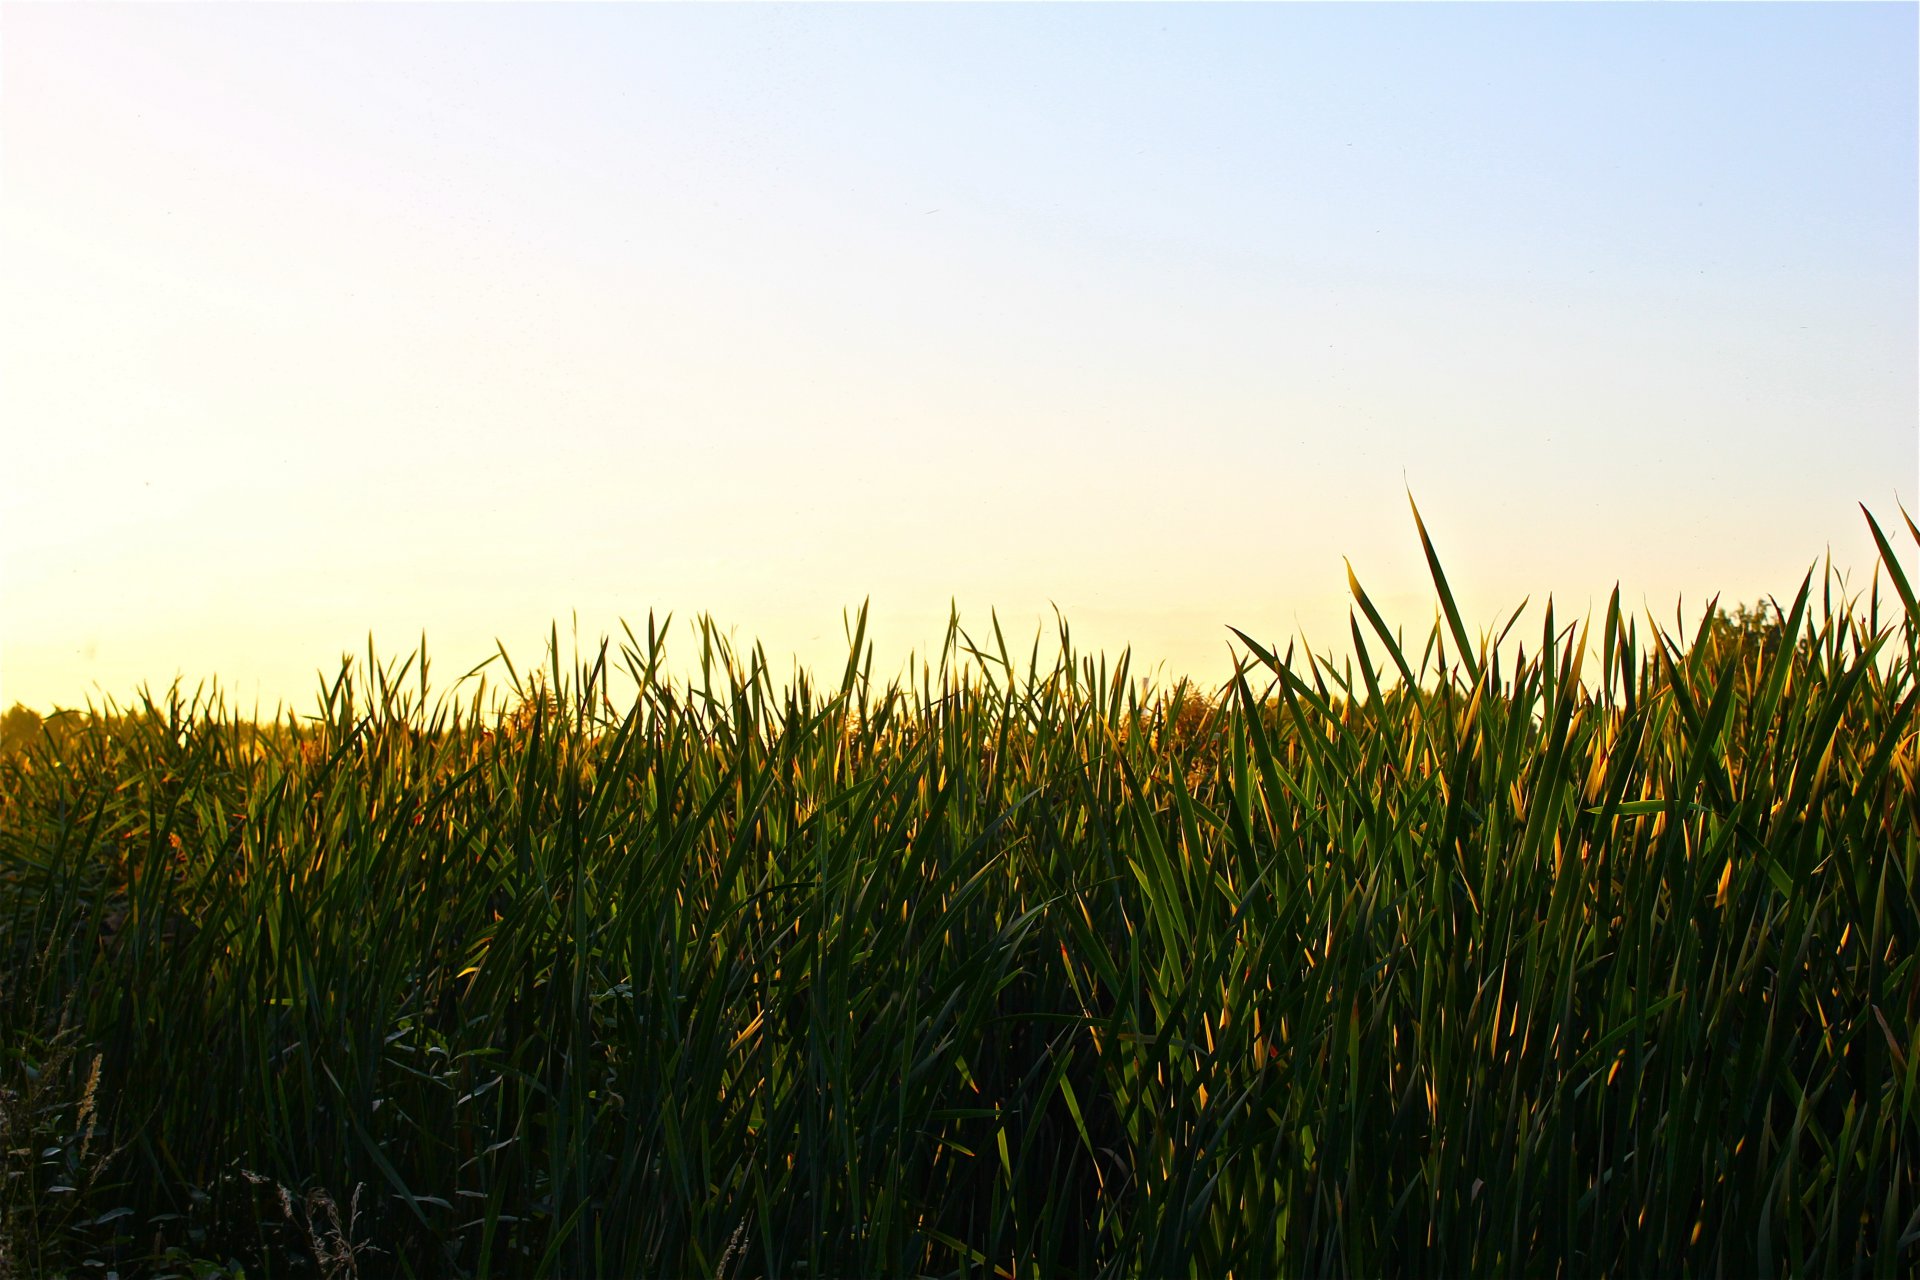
1,702,43,754
1707,600,1804,666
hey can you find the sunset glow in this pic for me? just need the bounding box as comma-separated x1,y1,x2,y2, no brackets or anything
4,3,1914,711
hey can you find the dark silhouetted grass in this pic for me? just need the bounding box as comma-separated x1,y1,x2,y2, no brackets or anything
2,504,1916,1277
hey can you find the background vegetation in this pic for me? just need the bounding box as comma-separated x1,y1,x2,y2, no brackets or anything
2,507,1917,1278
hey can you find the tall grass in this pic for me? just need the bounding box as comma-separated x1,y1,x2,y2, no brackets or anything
2,505,1916,1277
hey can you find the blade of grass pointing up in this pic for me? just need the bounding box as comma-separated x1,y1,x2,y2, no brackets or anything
1410,495,1480,685
1861,503,1919,624
1346,560,1419,692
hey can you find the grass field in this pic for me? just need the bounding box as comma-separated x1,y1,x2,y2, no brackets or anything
3,506,1917,1278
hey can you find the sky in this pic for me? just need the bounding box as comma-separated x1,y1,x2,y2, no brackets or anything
3,3,1915,713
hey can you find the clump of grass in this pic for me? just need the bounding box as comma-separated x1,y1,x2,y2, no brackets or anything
237,1170,371,1280
0,504,1916,1277
0,1016,119,1278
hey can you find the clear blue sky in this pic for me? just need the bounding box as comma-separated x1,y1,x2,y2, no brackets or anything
4,3,1914,710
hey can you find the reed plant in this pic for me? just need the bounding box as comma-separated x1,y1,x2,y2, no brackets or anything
1,504,1916,1277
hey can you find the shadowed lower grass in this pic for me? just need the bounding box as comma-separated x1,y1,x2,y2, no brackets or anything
2,504,1917,1277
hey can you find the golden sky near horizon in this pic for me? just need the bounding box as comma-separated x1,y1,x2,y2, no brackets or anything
4,4,1915,713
